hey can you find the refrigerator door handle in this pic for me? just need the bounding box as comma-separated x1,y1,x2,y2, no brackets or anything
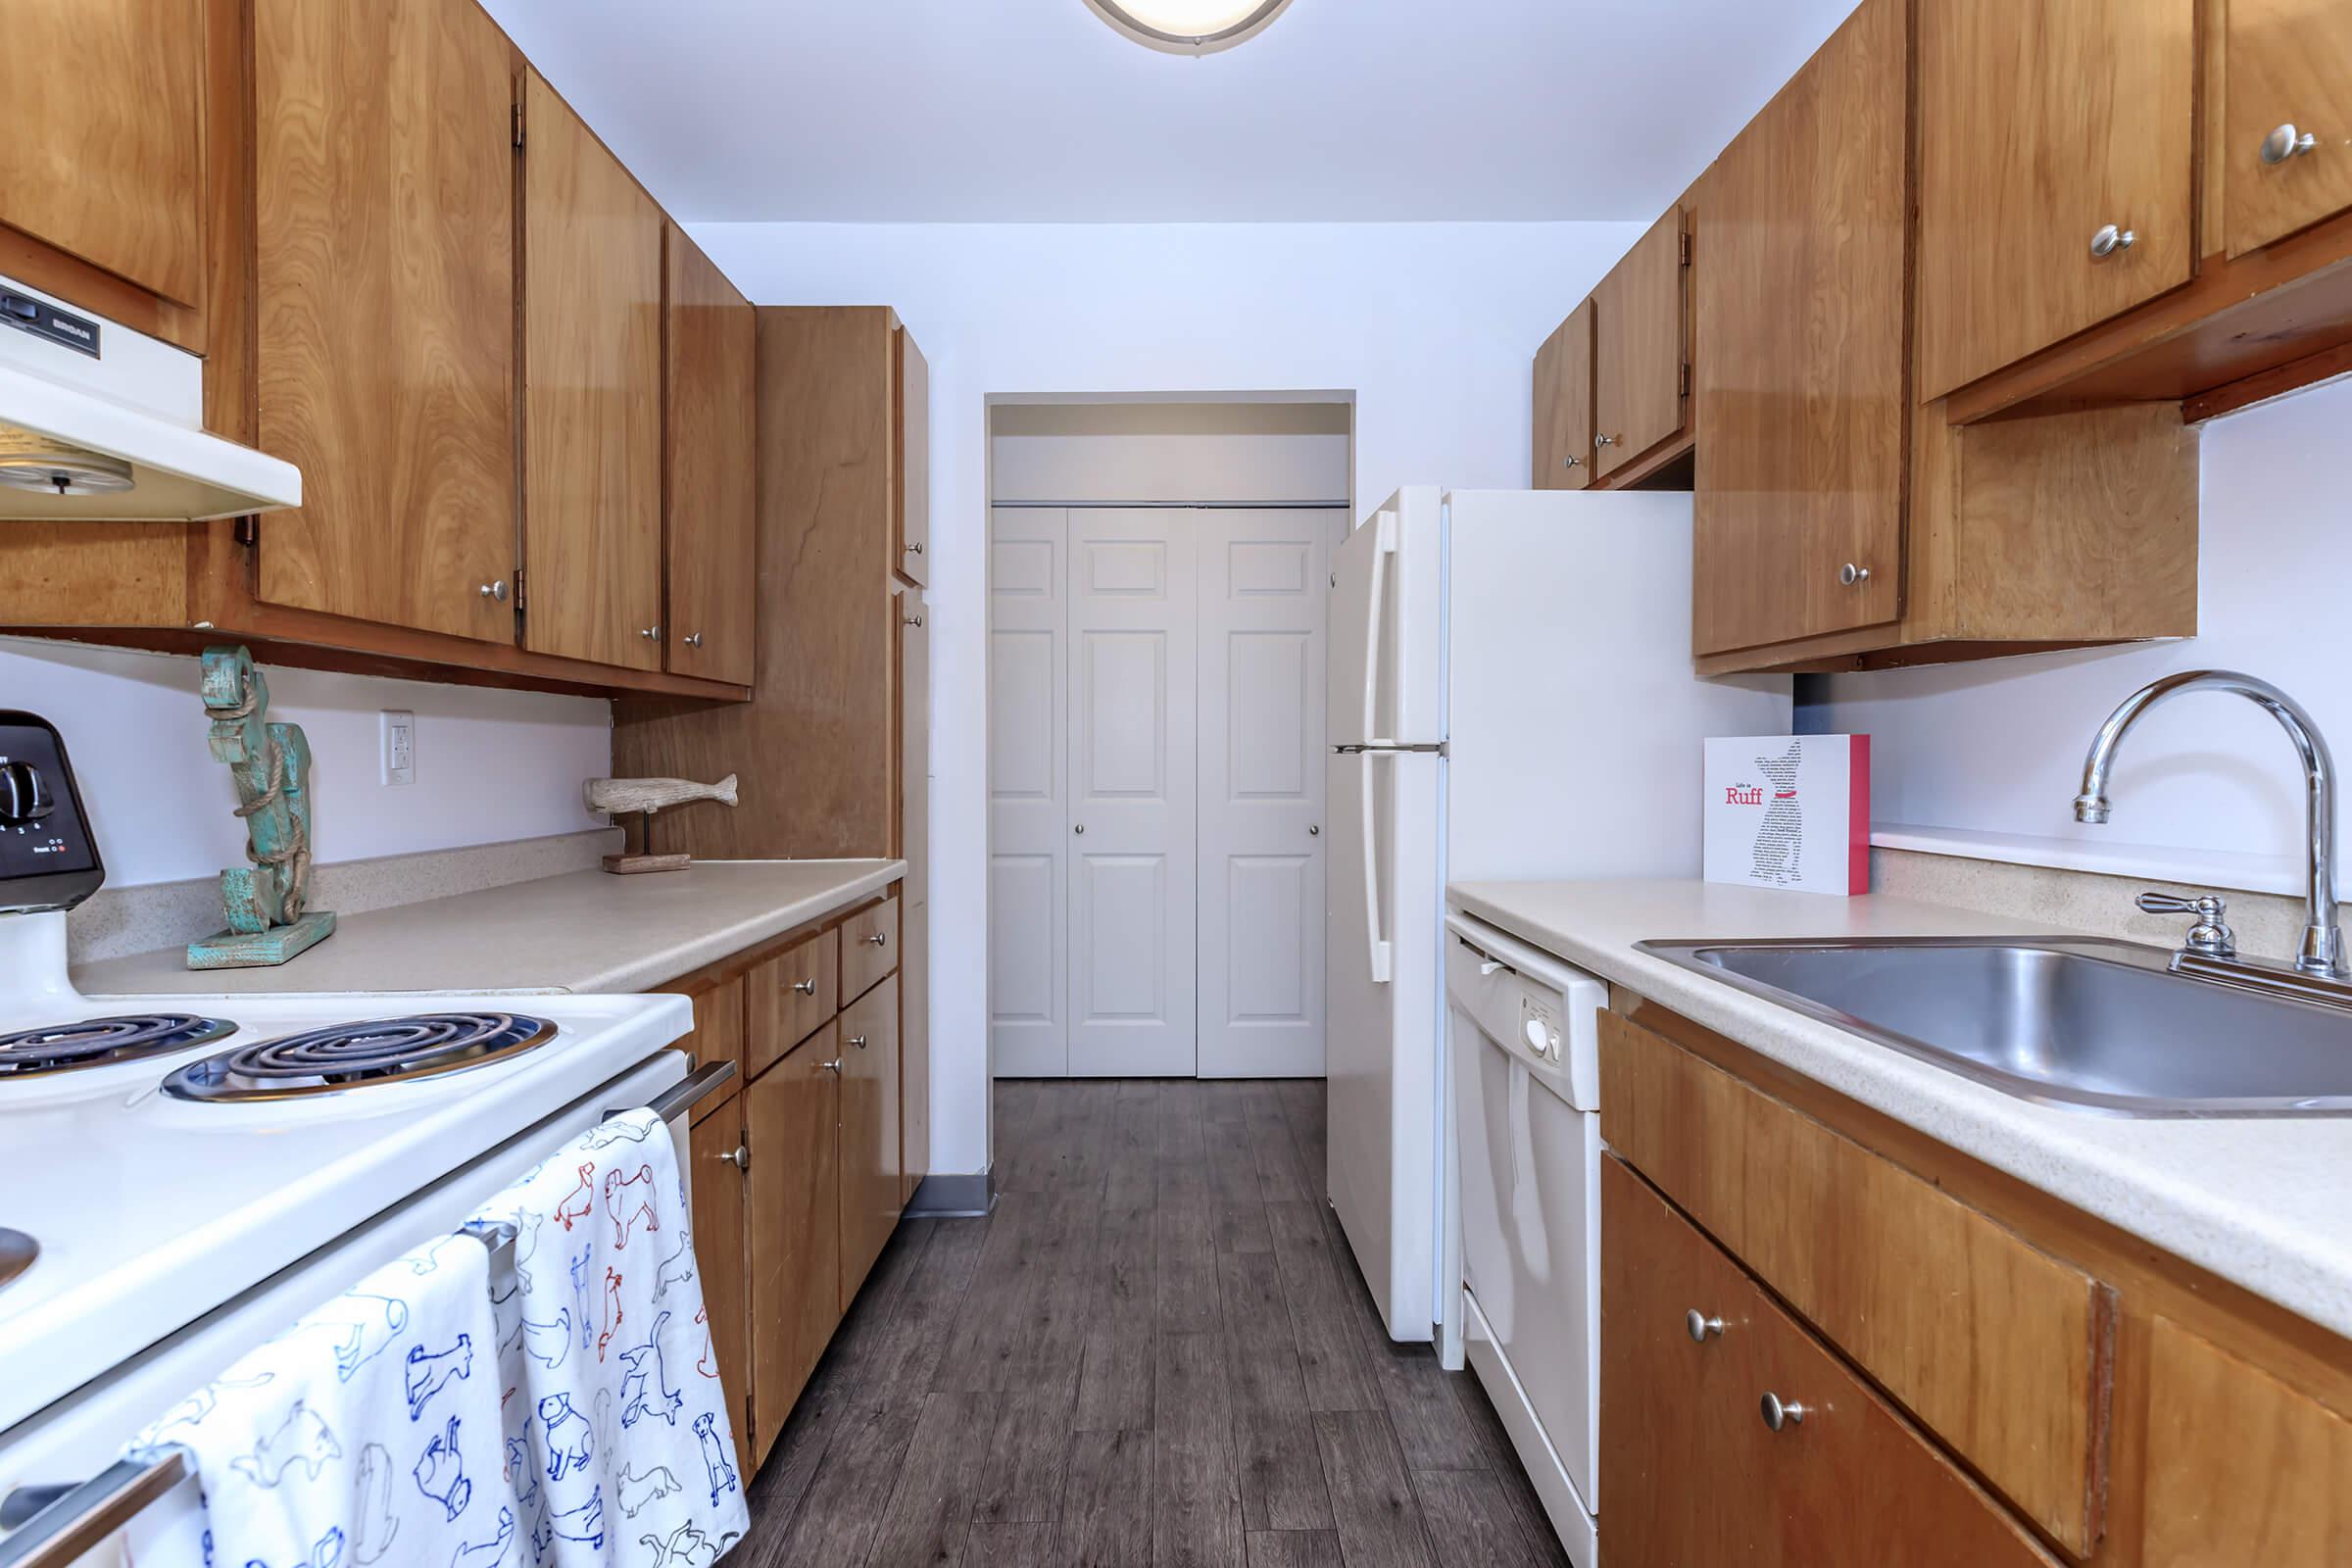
1362,748,1393,984
1360,507,1398,744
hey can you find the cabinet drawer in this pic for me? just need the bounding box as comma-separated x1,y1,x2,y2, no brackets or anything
751,927,839,1078
1598,1008,2114,1552
839,894,899,1003
1601,1157,2060,1567
2141,1317,2352,1565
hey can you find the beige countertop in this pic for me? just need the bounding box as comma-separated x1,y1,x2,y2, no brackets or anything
74,858,905,998
1447,876,2352,1341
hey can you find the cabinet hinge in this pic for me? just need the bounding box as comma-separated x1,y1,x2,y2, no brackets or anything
511,566,526,617
232,516,259,548
512,101,525,151
1679,231,1692,267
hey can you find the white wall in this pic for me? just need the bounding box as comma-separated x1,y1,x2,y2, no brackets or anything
992,399,1352,504
694,220,1642,1176
0,640,612,888
1812,374,2352,900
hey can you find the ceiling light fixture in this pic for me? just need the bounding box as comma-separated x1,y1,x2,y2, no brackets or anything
1083,0,1297,55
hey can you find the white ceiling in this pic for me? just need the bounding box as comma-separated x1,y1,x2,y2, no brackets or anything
475,0,1863,223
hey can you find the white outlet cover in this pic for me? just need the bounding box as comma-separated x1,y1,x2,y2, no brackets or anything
381,710,416,787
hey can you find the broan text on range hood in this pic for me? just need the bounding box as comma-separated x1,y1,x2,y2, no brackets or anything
0,275,299,521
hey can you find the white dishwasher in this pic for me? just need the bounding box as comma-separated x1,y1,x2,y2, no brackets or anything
1444,910,1605,1568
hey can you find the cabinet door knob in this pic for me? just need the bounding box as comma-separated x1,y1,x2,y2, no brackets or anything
792,977,817,996
2261,123,2319,165
2089,223,2136,259
850,1033,868,1050
819,1058,843,1074
905,612,924,627
1760,1392,1809,1432
639,625,662,641
1561,455,1584,469
1839,563,1871,587
865,932,887,947
907,542,924,556
682,631,703,648
479,580,508,602
1073,823,1086,835
1685,1309,1726,1342
1594,433,1619,448
713,1145,748,1170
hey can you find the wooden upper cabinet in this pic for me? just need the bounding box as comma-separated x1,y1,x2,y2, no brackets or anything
893,322,931,586
2141,1317,2352,1565
1693,0,1908,658
252,0,518,644
1532,300,1594,490
1592,210,1688,478
663,227,758,685
2225,0,2352,258
520,70,664,672
1917,0,2196,399
0,0,206,309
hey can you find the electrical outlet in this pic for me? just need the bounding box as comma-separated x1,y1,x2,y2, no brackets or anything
381,710,416,786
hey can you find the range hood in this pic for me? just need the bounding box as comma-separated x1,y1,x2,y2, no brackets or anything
0,275,300,521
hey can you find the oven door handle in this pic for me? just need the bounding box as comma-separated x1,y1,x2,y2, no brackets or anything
0,1448,188,1568
609,1059,734,1125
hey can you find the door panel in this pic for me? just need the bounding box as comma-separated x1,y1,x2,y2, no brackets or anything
254,0,516,642
687,1092,751,1479
988,508,1069,1076
1067,509,1197,1077
1200,511,1329,1078
1692,0,1907,656
1533,302,1594,491
520,70,664,670
838,981,902,1306
663,226,757,683
0,0,205,307
1592,211,1687,477
1917,0,2195,398
2225,0,2352,258
746,1023,840,1464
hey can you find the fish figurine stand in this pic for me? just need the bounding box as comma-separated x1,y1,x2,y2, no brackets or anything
187,647,337,968
584,773,738,873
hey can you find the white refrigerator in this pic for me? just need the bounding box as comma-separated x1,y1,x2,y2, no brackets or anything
1324,486,1791,1342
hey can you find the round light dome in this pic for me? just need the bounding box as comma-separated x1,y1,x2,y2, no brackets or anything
1084,0,1297,55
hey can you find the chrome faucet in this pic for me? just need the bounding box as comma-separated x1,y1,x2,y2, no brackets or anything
2074,669,2349,984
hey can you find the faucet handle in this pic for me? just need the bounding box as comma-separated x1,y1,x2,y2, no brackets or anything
2137,891,2236,957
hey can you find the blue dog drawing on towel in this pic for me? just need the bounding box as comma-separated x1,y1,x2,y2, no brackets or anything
617,1310,682,1429
692,1412,737,1508
546,1489,605,1552
404,1334,473,1420
538,1393,594,1483
413,1416,472,1521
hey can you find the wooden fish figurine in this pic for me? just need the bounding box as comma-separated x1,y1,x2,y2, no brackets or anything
584,775,739,817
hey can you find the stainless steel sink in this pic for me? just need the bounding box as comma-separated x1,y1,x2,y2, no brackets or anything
1634,936,2352,1116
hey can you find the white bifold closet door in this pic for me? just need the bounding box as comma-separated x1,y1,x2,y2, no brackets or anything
989,505,1329,1079
1196,510,1329,1078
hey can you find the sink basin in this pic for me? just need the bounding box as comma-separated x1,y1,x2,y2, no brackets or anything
1634,936,2352,1116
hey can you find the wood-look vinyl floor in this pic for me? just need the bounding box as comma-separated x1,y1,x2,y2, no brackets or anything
737,1078,1571,1568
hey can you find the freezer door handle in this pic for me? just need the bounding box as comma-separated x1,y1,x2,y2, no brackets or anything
1362,749,1392,984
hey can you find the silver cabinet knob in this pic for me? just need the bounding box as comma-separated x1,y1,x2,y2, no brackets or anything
905,612,924,627
682,631,703,648
1594,433,1619,448
1839,563,1871,586
1308,824,1320,836
639,625,662,641
479,580,508,602
792,976,817,996
2089,223,2137,259
819,1057,843,1074
1760,1392,1808,1432
850,1033,868,1050
1686,1309,1726,1343
1561,455,1584,469
1073,823,1086,835
2261,123,2320,165
865,932,887,947
906,542,924,556
712,1145,748,1170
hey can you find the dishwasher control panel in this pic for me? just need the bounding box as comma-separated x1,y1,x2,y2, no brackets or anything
1519,994,1563,1063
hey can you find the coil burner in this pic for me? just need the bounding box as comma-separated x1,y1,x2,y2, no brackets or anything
163,1011,557,1102
0,1014,238,1080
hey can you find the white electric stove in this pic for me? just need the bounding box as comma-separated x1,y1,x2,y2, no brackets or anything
0,710,712,1545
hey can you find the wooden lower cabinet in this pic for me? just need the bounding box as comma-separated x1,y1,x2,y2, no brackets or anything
1600,1157,2059,1566
688,1091,751,1479
837,981,901,1307
752,926,838,1077
745,1021,843,1463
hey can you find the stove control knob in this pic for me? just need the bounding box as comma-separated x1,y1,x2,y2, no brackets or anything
0,761,54,825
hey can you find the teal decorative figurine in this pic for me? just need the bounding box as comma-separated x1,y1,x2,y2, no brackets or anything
187,646,337,968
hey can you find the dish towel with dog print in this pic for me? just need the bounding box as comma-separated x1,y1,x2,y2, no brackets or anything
123,1232,513,1568
468,1109,748,1568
